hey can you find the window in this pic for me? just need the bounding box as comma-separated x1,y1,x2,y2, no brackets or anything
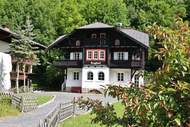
74,52,80,60
99,50,105,60
91,33,97,39
87,72,93,80
118,52,124,60
73,72,79,80
118,73,124,81
86,49,106,61
98,72,104,80
134,75,139,85
70,52,82,60
114,52,128,60
76,40,80,46
87,50,93,60
132,52,141,60
100,33,106,45
115,39,120,46
94,50,98,60
100,33,106,39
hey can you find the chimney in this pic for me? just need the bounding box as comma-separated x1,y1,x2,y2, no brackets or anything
115,22,123,29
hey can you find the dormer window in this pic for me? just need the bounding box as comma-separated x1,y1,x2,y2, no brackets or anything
76,40,80,46
115,39,120,46
91,33,97,39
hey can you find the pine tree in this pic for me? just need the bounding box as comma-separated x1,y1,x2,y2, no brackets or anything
10,16,38,93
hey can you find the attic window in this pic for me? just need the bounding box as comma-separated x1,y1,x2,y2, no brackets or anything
115,39,120,46
91,34,97,39
76,40,80,46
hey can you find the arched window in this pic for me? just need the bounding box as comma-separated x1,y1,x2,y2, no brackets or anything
98,72,104,80
115,39,120,46
76,40,80,46
87,72,93,80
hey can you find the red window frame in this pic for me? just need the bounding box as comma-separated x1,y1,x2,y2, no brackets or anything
86,49,106,61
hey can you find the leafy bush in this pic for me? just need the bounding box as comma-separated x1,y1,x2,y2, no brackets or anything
78,19,190,127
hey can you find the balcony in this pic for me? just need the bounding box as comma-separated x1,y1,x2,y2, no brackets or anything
10,72,28,80
53,60,83,68
109,60,143,68
82,38,109,47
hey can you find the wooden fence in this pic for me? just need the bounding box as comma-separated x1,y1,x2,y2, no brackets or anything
0,92,13,97
38,98,76,127
12,94,37,112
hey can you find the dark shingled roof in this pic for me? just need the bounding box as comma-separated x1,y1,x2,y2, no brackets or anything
47,35,67,50
119,28,149,47
0,27,47,49
47,22,149,49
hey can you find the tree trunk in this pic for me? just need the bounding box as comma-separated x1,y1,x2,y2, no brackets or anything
16,62,19,94
23,64,26,92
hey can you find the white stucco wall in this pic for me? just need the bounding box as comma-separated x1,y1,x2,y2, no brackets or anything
66,68,82,87
0,40,10,53
65,67,144,91
82,66,110,89
109,69,131,86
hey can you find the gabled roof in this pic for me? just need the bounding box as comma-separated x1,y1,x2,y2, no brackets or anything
119,28,149,47
79,22,113,29
47,22,149,49
0,27,46,49
47,35,67,50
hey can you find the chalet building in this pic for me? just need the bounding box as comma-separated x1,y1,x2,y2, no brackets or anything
47,22,149,93
0,26,46,91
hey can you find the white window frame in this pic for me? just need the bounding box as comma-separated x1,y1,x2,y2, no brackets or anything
76,40,80,46
87,50,93,60
87,71,93,80
73,72,79,80
115,39,120,46
93,50,98,60
114,52,128,60
86,49,106,61
99,50,105,60
117,73,124,81
71,52,82,60
98,72,105,81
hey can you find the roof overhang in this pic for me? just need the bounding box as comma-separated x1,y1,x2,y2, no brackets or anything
0,27,46,49
46,22,149,50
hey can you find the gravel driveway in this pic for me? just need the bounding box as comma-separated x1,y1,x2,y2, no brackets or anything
0,92,116,127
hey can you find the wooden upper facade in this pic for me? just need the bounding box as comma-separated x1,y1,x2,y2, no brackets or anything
48,22,149,69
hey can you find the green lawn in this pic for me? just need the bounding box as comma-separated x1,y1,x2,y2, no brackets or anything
0,96,20,118
36,95,54,105
59,102,124,127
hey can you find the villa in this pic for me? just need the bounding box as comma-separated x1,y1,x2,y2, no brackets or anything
47,22,149,93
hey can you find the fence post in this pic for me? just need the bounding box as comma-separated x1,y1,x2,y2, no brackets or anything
73,97,76,117
59,103,62,121
21,96,24,112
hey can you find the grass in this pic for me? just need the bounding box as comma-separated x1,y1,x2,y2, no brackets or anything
36,95,54,105
59,102,124,127
0,96,20,118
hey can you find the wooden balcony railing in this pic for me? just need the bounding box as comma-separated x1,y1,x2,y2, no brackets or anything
109,60,143,68
53,60,83,68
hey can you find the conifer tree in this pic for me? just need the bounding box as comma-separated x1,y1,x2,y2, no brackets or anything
10,16,37,93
